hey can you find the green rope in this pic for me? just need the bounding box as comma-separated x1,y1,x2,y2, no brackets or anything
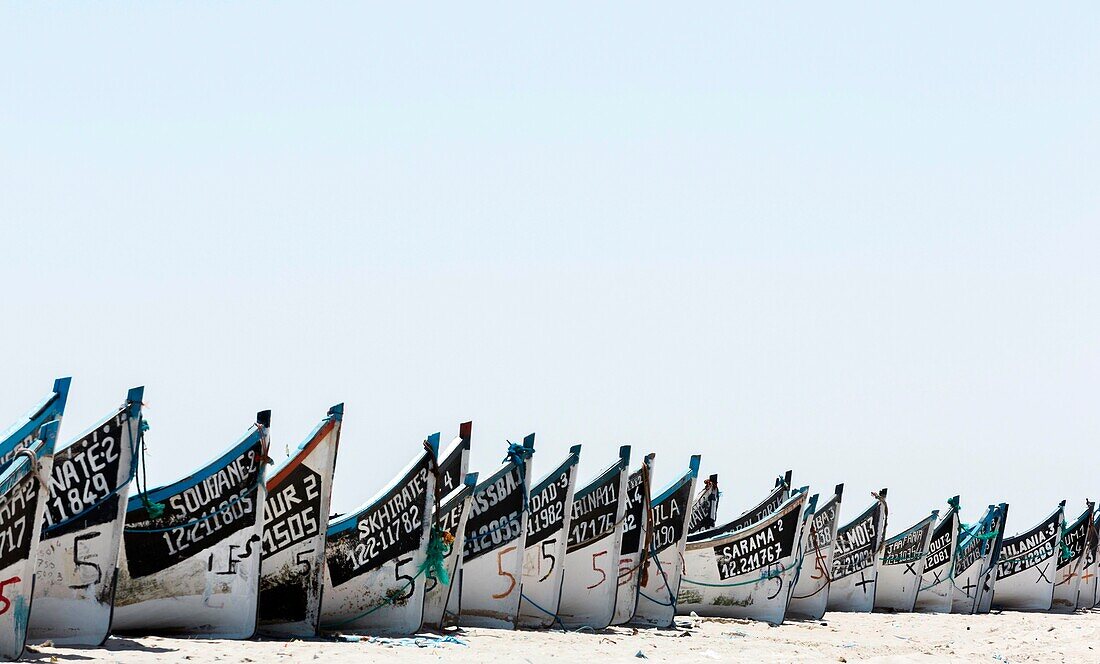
682,556,800,589
134,418,166,519
421,526,453,586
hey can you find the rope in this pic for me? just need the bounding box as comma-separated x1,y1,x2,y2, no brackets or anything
124,477,263,533
790,519,833,600
520,592,568,630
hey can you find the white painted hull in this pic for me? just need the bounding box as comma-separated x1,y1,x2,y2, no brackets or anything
558,446,630,630
320,436,437,634
631,456,698,628
788,485,843,620
30,391,142,646
678,492,809,625
875,512,935,613
992,504,1063,612
1051,503,1093,614
257,406,341,637
613,454,653,625
914,506,959,613
517,447,580,628
422,423,472,629
827,493,888,613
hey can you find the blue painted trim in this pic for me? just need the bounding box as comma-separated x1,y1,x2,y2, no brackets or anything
265,408,338,481
688,454,700,478
573,451,627,501
530,449,580,495
0,377,71,458
328,402,344,421
56,389,144,456
651,463,695,506
126,423,264,511
464,472,479,487
327,439,436,536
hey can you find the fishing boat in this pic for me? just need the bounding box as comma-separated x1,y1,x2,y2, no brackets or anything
631,455,699,628
257,404,343,637
558,446,631,629
914,496,961,613
114,411,272,638
0,423,57,660
874,510,937,613
1051,501,1094,613
1076,510,1099,610
28,387,145,646
826,489,888,613
457,435,535,629
788,484,844,620
688,470,792,543
992,501,1065,612
687,473,719,535
320,433,439,634
677,489,814,625
612,453,654,625
517,445,581,628
975,504,1009,614
0,378,70,467
422,422,474,629
951,503,1008,614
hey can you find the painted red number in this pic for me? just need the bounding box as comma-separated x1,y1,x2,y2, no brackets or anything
492,546,517,599
0,577,21,615
587,551,608,589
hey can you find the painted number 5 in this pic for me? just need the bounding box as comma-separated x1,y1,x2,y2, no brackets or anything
587,551,607,589
492,546,517,599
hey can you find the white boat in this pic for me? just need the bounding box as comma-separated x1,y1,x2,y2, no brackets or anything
788,484,844,620
687,473,719,535
457,435,535,629
975,504,1009,614
1076,511,1099,610
558,446,631,630
0,424,57,660
992,501,1065,612
951,503,1008,614
29,387,144,646
422,421,474,629
631,455,700,628
257,404,343,637
517,445,581,628
826,489,888,613
1052,502,1094,613
688,470,792,544
914,496,960,613
612,452,655,625
320,433,439,634
875,510,937,613
677,489,813,625
0,378,70,469
114,411,272,638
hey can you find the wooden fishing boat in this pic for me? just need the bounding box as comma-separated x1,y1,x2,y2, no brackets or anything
612,452,654,625
787,484,844,620
688,470,792,544
631,455,699,628
992,501,1065,612
875,510,937,613
422,422,474,629
558,446,631,629
687,473,719,535
516,445,581,628
826,489,888,613
0,378,70,468
28,387,144,646
0,424,57,660
1076,510,1099,610
914,496,961,613
257,404,343,637
114,411,272,638
457,435,535,629
677,489,814,625
320,433,439,634
1051,501,1094,613
975,504,1009,614
951,503,1007,614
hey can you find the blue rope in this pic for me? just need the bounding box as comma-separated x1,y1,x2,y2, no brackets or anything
520,592,567,630
637,544,677,607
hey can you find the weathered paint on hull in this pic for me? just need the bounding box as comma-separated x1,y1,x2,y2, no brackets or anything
788,486,843,620
991,504,1063,612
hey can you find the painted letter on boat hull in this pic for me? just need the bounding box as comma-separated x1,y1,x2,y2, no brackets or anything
558,446,631,630
951,504,1007,615
827,490,888,613
678,491,811,625
788,485,844,620
422,422,473,630
687,474,719,536
321,434,438,635
517,446,581,628
992,503,1064,612
257,405,342,637
631,456,699,628
114,412,271,639
914,498,960,614
0,429,56,661
875,511,936,613
457,435,535,629
1052,502,1093,613
29,388,144,646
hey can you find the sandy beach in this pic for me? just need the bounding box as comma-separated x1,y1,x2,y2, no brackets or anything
28,612,1097,663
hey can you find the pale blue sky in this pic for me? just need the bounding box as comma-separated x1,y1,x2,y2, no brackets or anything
1,4,1097,532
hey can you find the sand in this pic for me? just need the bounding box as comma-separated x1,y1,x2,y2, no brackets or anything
28,612,1098,663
